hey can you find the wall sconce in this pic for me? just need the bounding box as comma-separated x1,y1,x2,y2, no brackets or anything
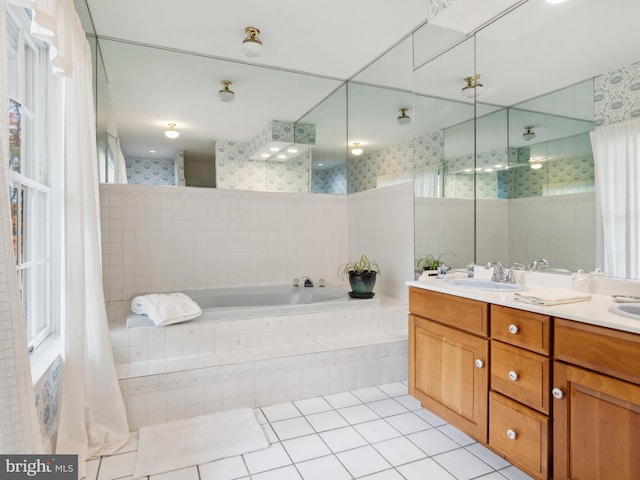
242,27,263,57
522,125,536,141
164,123,180,139
218,81,235,102
351,142,363,156
397,108,411,125
461,74,483,98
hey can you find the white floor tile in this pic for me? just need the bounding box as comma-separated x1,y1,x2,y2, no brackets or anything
499,465,536,480
336,445,392,478
262,402,301,422
466,443,512,470
294,397,333,415
372,436,427,466
352,387,389,403
150,466,199,480
243,443,292,474
199,456,248,480
433,448,494,480
393,394,422,411
305,410,349,432
323,391,362,409
366,398,408,417
337,404,379,424
354,419,402,443
282,434,332,463
397,458,457,480
296,455,351,480
251,465,302,480
407,429,460,456
414,408,447,427
97,451,137,480
475,473,510,480
271,416,315,440
261,423,279,443
384,412,431,435
319,426,368,453
439,424,476,446
377,382,408,397
359,469,406,480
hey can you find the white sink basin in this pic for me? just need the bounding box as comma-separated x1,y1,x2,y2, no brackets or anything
608,303,640,320
444,278,527,292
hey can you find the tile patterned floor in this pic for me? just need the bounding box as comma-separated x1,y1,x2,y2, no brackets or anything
86,382,534,480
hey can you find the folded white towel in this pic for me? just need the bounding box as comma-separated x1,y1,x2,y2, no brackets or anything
514,291,590,306
131,293,202,326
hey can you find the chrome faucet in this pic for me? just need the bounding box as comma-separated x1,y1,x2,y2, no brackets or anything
528,258,549,271
485,261,515,283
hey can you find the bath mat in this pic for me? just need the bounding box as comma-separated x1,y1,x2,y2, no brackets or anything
133,408,269,479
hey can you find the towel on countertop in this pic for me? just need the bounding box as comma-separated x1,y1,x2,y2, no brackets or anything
514,289,591,306
131,293,202,326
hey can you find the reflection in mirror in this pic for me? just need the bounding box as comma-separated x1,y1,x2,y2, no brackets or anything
94,37,343,192
473,0,640,279
413,36,476,276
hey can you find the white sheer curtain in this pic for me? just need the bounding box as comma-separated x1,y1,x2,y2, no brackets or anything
590,117,640,278
414,164,441,197
0,0,44,454
8,0,129,474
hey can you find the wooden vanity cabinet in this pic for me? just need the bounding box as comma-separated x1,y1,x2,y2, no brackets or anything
408,287,489,442
553,319,640,480
489,305,552,480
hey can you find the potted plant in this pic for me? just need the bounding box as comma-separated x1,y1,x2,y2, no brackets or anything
415,252,454,276
338,254,380,298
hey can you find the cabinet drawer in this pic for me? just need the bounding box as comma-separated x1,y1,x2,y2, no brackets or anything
409,287,489,336
491,305,551,355
555,318,640,386
489,391,550,480
491,341,550,414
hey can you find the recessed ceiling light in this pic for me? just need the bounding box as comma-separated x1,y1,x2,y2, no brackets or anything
261,153,270,158
475,167,482,171
317,163,324,167
484,168,494,172
464,168,472,172
494,164,503,168
149,150,156,153
270,147,280,152
287,148,298,153
277,154,286,159
546,0,567,4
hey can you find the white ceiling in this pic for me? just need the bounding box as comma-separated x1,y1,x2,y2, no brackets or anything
77,0,640,166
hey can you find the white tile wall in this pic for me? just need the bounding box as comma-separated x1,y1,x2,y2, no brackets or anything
348,183,415,302
99,186,349,302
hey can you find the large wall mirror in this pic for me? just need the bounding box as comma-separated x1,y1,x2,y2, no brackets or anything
471,0,640,279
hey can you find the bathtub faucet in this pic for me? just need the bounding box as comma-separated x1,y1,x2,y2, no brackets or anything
301,276,314,287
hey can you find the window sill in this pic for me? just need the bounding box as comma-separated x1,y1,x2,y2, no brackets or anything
30,334,61,386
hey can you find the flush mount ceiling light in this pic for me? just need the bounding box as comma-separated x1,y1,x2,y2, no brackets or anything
242,26,263,57
522,125,536,141
218,81,235,102
397,108,411,125
164,123,180,139
461,74,483,99
351,142,363,156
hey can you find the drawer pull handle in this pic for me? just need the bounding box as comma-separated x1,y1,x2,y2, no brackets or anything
475,359,485,368
507,429,517,440
552,388,564,399
508,370,519,381
508,324,519,334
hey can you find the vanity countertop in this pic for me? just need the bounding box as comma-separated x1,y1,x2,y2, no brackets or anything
407,276,640,336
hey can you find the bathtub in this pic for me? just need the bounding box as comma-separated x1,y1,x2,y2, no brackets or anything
125,284,379,327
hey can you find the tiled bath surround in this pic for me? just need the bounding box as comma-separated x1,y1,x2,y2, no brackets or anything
109,298,408,431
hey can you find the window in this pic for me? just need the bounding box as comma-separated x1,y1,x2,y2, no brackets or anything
7,6,56,352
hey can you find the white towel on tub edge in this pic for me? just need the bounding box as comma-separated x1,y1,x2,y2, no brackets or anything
131,293,203,326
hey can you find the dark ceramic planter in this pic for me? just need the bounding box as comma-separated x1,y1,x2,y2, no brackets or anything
348,270,377,297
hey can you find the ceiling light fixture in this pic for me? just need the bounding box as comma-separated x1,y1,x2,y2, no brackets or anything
397,107,411,125
218,81,235,102
242,26,263,57
461,74,483,98
522,125,536,141
351,142,363,156
164,123,180,139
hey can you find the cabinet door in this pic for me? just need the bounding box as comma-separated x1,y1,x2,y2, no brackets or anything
553,361,640,480
409,315,489,442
